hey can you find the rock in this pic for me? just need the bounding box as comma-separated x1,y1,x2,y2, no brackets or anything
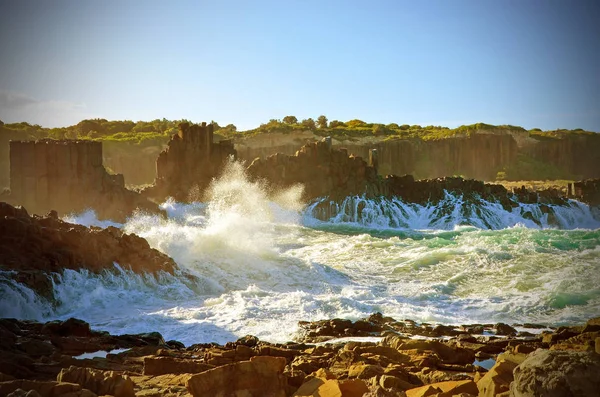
0,202,177,297
347,364,384,379
392,339,475,365
339,379,369,397
185,355,287,397
476,359,518,397
406,380,478,397
0,380,86,397
57,366,135,397
41,318,92,337
142,122,236,202
16,339,56,357
293,378,342,397
236,334,259,347
7,140,159,222
510,349,600,397
7,389,42,397
494,323,517,336
496,351,528,365
379,375,416,391
143,356,214,375
405,384,440,397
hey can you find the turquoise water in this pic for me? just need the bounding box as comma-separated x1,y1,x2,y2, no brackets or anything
1,163,599,345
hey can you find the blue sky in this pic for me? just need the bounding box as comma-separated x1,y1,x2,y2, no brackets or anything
0,0,598,131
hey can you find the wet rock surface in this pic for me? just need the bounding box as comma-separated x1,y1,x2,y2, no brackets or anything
0,202,176,299
1,315,598,396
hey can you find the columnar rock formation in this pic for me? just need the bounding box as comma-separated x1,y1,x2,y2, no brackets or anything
7,139,157,221
247,138,570,208
142,122,237,201
237,129,600,181
247,138,378,200
238,131,519,181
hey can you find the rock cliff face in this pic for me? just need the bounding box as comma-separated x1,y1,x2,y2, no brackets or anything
247,138,377,200
0,202,176,299
342,132,518,180
142,122,236,202
6,139,158,221
238,129,600,181
247,138,569,208
102,143,166,186
523,134,600,179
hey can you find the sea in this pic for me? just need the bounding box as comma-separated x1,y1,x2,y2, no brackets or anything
2,162,600,346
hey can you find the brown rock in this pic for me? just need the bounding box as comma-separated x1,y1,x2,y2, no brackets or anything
494,323,517,336
339,379,369,397
143,356,214,375
476,359,517,397
347,364,384,379
511,349,600,397
293,378,343,397
379,375,416,391
57,366,135,397
0,380,87,397
405,384,441,397
185,355,287,397
393,340,475,365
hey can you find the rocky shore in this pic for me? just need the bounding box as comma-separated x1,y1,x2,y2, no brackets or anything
1,314,599,397
0,202,176,300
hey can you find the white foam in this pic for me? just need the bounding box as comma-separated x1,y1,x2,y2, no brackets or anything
3,162,599,345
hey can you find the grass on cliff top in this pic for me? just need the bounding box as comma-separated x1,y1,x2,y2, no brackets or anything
226,120,595,142
1,119,597,145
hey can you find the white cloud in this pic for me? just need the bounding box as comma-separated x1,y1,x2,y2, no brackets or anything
0,90,94,127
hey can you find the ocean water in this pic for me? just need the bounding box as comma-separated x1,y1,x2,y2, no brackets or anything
1,162,600,346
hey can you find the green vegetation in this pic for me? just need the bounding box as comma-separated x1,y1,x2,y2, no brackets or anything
0,117,597,146
500,153,580,181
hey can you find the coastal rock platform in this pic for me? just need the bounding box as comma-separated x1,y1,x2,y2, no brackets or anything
1,315,598,397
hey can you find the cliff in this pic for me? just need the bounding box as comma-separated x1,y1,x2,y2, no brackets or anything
6,139,158,221
237,128,600,181
141,122,237,202
247,138,569,210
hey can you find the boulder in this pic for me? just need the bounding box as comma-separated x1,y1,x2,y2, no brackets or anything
406,380,478,397
57,366,134,397
185,355,287,397
476,359,517,397
510,349,600,397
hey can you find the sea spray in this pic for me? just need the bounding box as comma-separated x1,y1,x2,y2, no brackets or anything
2,163,598,345
305,193,600,230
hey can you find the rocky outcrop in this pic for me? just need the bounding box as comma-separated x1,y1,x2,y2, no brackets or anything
570,178,600,206
247,138,377,201
2,316,600,397
511,349,600,397
0,202,176,298
142,122,236,202
247,138,570,209
7,139,157,221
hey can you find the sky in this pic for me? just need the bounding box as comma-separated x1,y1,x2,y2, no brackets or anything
0,0,599,131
